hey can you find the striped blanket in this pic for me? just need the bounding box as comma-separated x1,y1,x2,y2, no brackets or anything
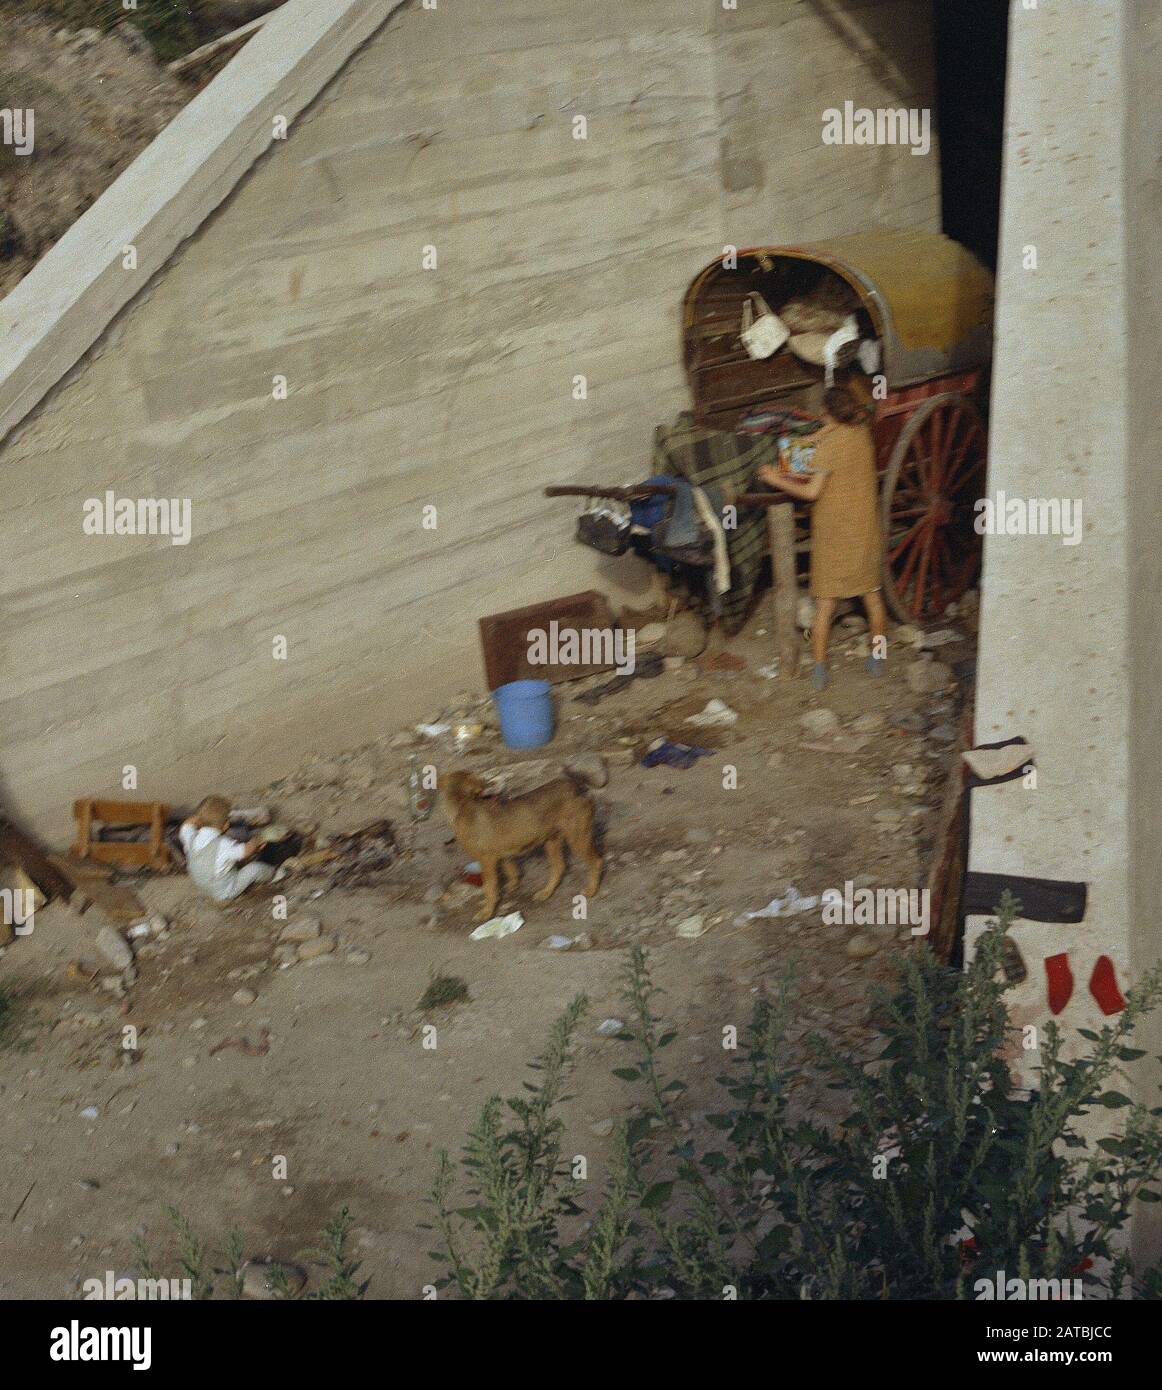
651,412,780,634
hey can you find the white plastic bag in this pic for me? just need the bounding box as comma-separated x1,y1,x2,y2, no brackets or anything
740,293,789,360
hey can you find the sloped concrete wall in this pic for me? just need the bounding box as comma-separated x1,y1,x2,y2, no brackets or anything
0,0,939,838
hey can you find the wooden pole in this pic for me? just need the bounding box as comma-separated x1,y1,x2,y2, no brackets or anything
766,503,799,679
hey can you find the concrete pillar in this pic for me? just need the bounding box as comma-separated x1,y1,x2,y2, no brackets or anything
969,0,1162,1262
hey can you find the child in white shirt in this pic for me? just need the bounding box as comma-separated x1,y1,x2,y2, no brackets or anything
178,795,275,903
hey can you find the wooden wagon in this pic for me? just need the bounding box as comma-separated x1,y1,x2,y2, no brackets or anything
681,229,994,622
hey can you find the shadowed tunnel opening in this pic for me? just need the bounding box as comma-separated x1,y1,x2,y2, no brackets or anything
933,0,1010,270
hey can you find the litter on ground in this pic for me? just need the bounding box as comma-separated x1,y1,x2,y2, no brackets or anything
468,911,525,941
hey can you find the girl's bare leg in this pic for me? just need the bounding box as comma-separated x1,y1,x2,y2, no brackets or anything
812,597,837,664
811,597,836,688
863,589,888,673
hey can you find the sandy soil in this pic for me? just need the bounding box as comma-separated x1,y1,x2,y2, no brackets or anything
0,607,974,1298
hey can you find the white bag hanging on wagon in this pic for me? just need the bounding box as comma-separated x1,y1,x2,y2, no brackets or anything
739,292,789,360
822,314,860,386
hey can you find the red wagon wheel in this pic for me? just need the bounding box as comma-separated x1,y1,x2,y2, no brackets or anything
879,392,987,623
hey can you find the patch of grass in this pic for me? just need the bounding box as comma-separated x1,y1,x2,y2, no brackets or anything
419,969,470,1011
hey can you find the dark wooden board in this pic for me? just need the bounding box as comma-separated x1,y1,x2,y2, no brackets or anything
479,590,617,691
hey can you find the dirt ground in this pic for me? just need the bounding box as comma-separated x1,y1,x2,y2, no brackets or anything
0,602,975,1299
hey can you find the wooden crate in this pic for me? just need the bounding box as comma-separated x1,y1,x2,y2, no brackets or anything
72,799,171,871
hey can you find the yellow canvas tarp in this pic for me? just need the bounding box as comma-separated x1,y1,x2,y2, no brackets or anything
779,230,994,354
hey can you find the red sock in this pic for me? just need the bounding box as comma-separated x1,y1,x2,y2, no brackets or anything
1088,956,1126,1016
1044,953,1073,1015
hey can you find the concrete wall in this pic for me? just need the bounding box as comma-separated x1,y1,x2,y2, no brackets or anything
969,0,1161,1259
0,0,939,839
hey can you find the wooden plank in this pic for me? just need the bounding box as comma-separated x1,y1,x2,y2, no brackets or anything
766,504,799,680
478,590,617,690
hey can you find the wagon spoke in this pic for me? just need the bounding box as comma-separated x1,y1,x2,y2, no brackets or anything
894,515,930,592
888,513,930,559
944,422,986,495
909,442,934,493
932,524,960,614
930,406,960,488
926,412,944,489
914,524,935,618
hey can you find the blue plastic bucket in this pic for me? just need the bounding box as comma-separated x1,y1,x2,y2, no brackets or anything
493,679,554,749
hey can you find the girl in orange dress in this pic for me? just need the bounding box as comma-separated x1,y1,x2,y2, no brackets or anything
757,386,886,691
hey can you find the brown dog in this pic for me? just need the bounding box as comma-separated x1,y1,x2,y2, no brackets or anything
440,771,603,922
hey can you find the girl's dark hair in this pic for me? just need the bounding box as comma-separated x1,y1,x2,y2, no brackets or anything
822,385,866,425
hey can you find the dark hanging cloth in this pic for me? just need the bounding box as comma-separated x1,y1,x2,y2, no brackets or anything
651,413,781,634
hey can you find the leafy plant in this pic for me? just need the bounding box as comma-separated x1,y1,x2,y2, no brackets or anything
131,1206,364,1299
429,897,1162,1299
427,995,599,1298
302,1205,365,1300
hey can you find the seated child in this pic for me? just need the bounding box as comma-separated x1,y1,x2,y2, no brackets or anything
178,795,275,903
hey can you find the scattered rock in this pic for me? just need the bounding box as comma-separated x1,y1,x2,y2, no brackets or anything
240,1259,308,1300
846,934,881,960
830,733,870,754
928,722,958,744
799,708,839,738
232,988,257,1007
662,610,707,658
95,925,133,972
596,1018,625,1036
636,622,667,647
892,711,927,734
297,937,336,962
345,949,371,966
588,1118,615,1138
279,916,322,944
272,945,298,968
850,712,885,734
905,660,952,694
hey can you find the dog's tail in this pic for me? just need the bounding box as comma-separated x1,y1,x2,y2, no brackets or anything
561,754,608,791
